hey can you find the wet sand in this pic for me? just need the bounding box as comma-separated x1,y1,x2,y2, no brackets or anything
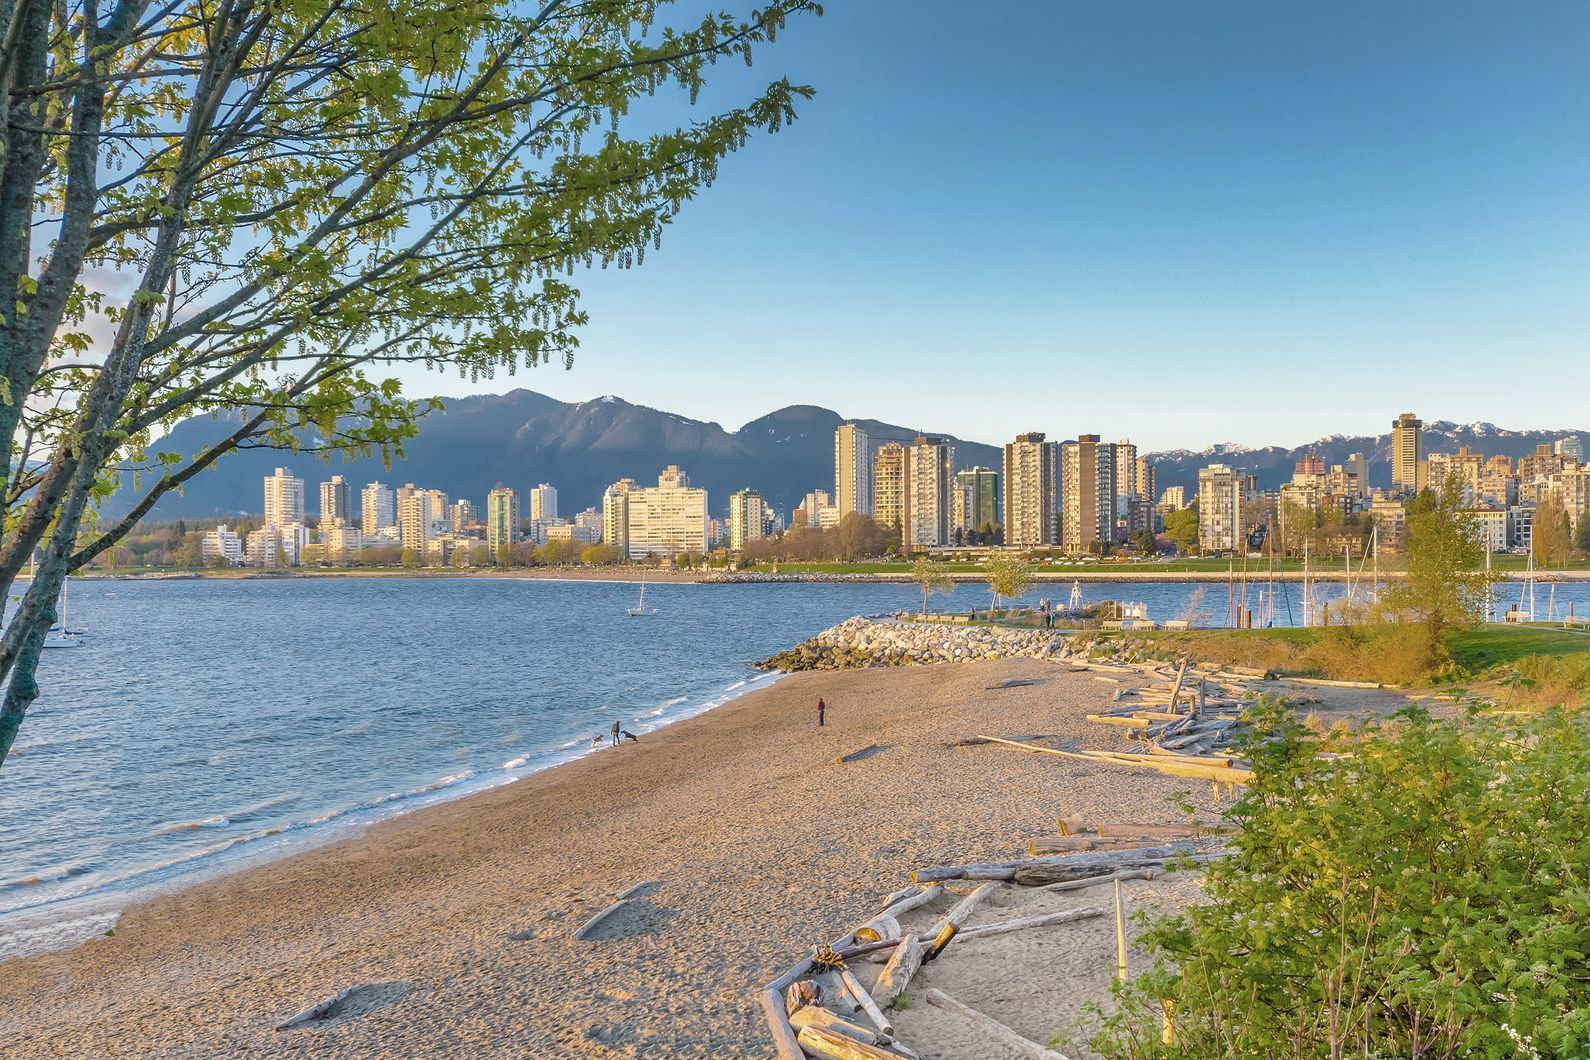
0,659,1231,1058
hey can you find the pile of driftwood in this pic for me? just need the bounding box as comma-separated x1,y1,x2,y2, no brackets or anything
976,658,1265,792
760,841,1224,1060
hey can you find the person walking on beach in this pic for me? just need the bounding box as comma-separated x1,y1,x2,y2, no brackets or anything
816,697,826,727
610,719,621,747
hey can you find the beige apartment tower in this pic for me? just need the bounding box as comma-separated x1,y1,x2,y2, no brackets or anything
1061,435,1115,553
833,423,872,517
1391,413,1424,495
263,468,305,530
485,486,521,560
903,436,955,549
728,489,766,551
1002,433,1058,548
872,442,905,531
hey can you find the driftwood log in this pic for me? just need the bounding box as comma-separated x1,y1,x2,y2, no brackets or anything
923,988,1069,1060
871,934,924,1007
1038,867,1161,892
1015,849,1224,887
925,881,995,959
1027,836,1158,857
851,911,901,945
951,904,1106,942
790,1005,887,1045
796,1024,908,1060
570,899,629,941
838,966,894,1037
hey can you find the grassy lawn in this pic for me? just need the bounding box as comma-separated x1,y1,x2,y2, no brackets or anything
1084,623,1590,700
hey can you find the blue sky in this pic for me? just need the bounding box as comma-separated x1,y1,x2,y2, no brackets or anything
404,1,1590,451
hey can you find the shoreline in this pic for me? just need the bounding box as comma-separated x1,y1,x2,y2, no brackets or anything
69,567,1590,584
0,667,788,957
0,659,1242,1058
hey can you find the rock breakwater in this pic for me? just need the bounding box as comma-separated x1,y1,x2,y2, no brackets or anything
755,616,1074,672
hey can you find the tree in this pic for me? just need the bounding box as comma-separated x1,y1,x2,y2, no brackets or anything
299,544,324,567
984,554,1032,618
909,557,953,615
581,543,621,565
450,545,471,569
173,537,200,569
1533,494,1573,568
0,2,820,772
1377,479,1493,667
470,544,494,567
1577,518,1590,556
400,548,422,569
1164,505,1200,556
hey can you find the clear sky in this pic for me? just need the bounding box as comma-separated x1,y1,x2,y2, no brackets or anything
402,1,1590,451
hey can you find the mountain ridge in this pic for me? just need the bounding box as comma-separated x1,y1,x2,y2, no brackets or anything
117,392,1587,520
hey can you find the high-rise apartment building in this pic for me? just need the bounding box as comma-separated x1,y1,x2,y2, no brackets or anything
1198,464,1249,553
800,489,841,529
319,475,352,525
1113,439,1139,520
449,499,479,535
872,442,905,531
956,467,1000,533
1060,435,1116,553
529,483,558,523
1556,436,1583,463
263,467,305,530
902,437,955,549
729,489,766,551
424,489,449,534
624,466,708,559
1136,458,1156,512
1001,433,1058,548
396,484,435,553
1343,453,1370,497
360,481,394,536
1391,413,1424,494
834,423,872,517
602,478,635,556
1160,486,1187,510
485,486,521,560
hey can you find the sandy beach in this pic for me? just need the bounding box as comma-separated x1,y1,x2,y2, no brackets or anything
2,660,1257,1058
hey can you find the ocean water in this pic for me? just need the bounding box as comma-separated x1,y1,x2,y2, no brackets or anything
2,575,1584,951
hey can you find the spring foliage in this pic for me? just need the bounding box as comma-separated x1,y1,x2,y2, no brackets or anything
1092,702,1590,1059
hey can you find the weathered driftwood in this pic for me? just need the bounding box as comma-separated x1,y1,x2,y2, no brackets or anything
796,1024,907,1060
571,899,630,941
1016,849,1229,887
1167,657,1190,713
912,861,1019,884
871,933,924,1007
952,904,1107,942
760,987,804,1060
1038,867,1161,892
839,966,894,1037
879,884,941,921
1096,822,1227,840
923,988,1069,1060
1027,836,1158,857
786,979,821,1013
977,735,1254,783
851,911,901,945
790,1005,887,1045
616,879,662,900
925,881,995,959
872,885,918,915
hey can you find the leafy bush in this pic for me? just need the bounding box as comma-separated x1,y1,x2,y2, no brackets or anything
1090,702,1590,1059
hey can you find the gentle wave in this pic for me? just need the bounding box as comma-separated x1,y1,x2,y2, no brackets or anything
152,814,230,836
1,863,90,891
501,755,528,770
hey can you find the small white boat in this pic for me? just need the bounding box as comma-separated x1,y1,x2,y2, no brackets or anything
37,575,85,649
626,578,657,618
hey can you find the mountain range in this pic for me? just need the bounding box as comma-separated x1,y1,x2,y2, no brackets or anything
117,390,1587,521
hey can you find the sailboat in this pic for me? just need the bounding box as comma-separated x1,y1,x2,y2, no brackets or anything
626,575,657,618
43,577,83,649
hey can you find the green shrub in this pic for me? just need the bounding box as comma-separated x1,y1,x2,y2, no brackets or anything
1089,702,1590,1058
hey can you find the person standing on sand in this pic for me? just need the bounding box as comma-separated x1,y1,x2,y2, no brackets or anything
610,720,621,747
816,697,825,727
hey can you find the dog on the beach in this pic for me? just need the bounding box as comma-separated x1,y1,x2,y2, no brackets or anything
621,730,639,743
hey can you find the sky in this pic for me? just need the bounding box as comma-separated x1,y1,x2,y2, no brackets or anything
397,1,1590,451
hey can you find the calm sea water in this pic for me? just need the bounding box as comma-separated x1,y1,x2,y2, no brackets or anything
2,575,1584,950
